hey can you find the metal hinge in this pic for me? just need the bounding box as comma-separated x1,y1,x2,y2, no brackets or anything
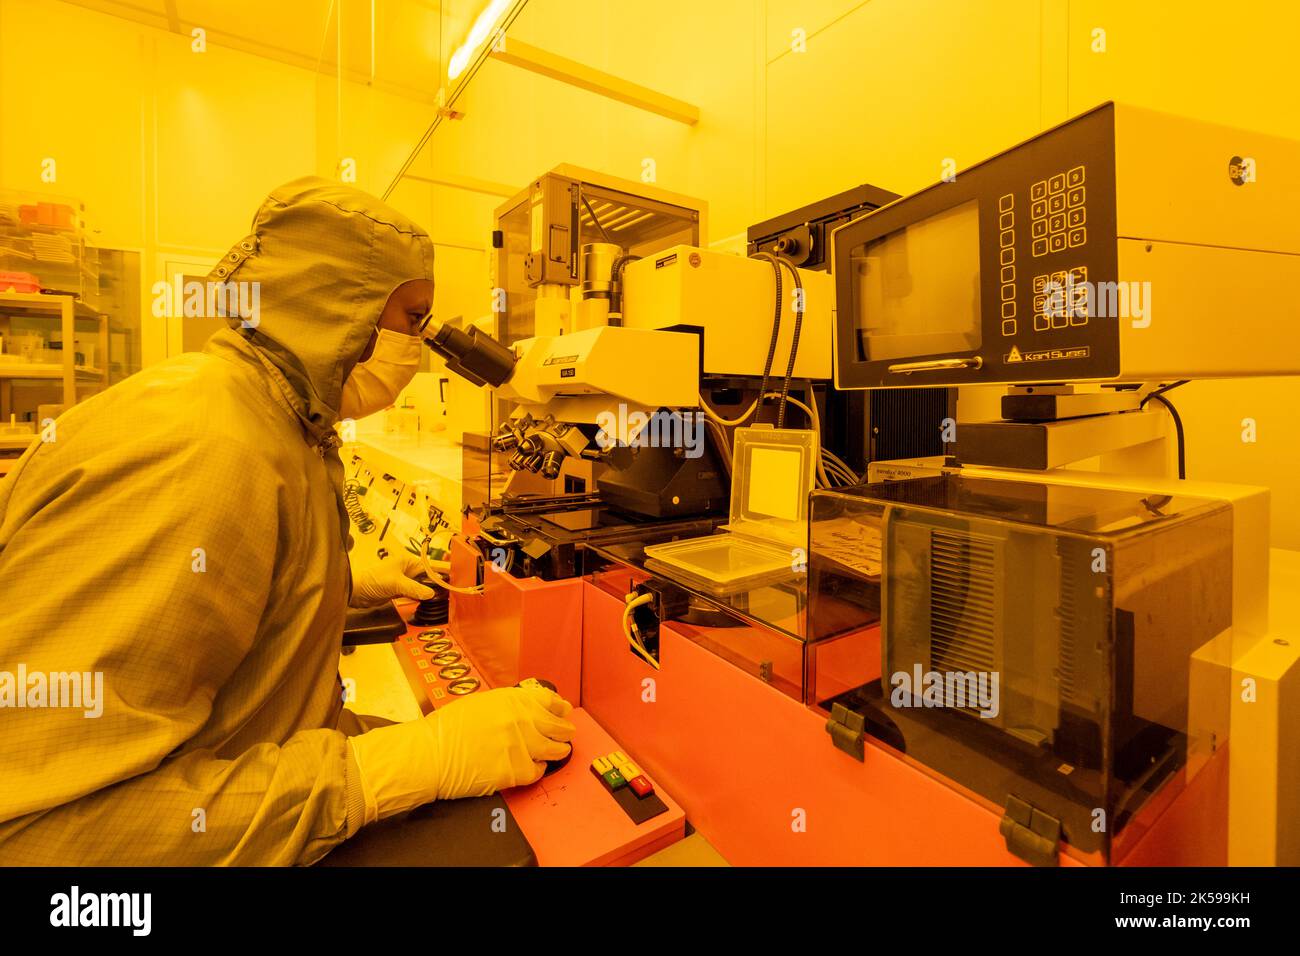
1000,795,1061,867
824,703,865,761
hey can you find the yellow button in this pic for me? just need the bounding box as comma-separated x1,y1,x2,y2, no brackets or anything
592,756,613,774
617,759,641,779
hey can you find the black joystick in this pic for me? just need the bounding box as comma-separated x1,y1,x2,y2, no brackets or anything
517,677,572,775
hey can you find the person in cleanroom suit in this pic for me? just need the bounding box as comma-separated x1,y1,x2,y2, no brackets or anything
0,178,573,865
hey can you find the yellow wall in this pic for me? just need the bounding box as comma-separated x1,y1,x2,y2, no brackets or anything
4,0,1296,547
417,0,765,240
0,0,440,365
415,0,1300,547
755,0,1300,548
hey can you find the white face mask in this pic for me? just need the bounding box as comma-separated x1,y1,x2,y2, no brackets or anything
339,329,422,420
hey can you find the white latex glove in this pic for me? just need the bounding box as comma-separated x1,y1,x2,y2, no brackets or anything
347,683,575,822
348,548,435,607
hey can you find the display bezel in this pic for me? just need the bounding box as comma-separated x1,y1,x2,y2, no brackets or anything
832,103,1120,388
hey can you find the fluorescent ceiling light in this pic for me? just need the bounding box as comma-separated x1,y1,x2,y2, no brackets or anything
448,0,511,80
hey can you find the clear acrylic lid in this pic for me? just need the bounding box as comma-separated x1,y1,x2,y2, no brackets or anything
726,425,817,546
640,425,817,597
643,536,798,596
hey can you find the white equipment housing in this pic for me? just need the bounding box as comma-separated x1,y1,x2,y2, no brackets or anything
622,245,835,380
497,325,700,442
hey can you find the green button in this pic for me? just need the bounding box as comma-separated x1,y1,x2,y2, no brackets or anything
601,769,627,792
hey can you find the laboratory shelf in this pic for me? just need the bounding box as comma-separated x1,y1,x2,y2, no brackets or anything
0,290,109,417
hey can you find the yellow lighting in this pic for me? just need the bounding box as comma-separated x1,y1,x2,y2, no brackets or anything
448,0,512,81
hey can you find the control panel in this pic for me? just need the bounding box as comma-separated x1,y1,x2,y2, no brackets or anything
833,103,1121,387
396,625,486,706
344,452,456,564
980,128,1117,380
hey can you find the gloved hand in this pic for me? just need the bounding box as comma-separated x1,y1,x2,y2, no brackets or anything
347,683,575,822
348,547,435,607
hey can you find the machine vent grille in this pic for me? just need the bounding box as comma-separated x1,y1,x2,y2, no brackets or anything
580,197,657,235
869,388,953,461
1058,541,1078,703
929,530,998,676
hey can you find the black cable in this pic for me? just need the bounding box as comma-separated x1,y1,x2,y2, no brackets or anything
772,254,805,428
608,254,641,322
1147,379,1189,401
1140,381,1189,479
1140,494,1173,516
1143,392,1186,479
749,252,783,423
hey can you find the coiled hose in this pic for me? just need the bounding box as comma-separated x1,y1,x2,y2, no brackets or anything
343,479,374,534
